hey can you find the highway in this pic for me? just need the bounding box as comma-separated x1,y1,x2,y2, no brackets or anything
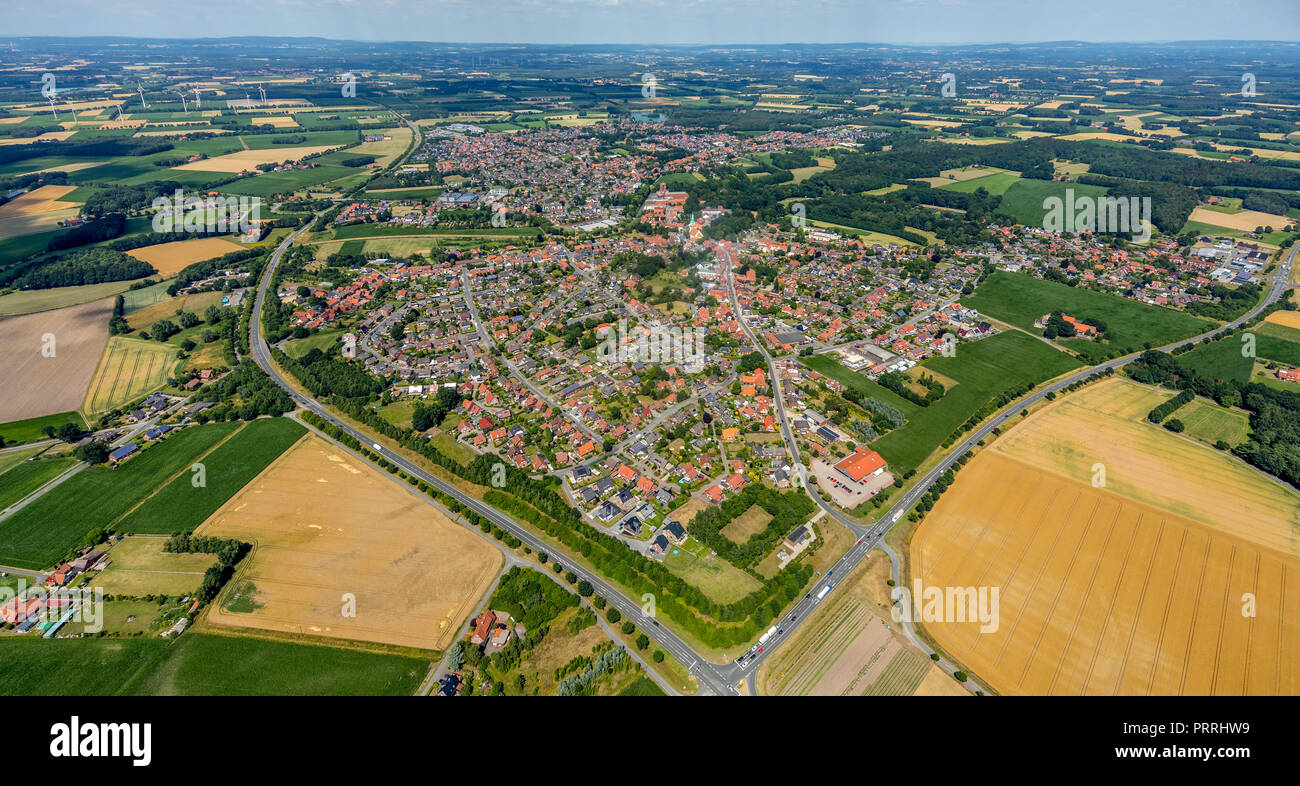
251,198,1294,695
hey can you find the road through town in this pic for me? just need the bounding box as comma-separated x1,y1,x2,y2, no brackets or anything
252,213,1294,696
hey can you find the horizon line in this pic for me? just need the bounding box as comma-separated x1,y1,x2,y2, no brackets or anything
7,35,1300,47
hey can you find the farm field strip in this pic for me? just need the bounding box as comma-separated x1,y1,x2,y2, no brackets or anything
0,455,79,512
117,417,307,534
83,336,178,415
0,633,427,696
0,422,241,569
913,451,1300,695
0,298,113,423
990,379,1300,554
197,436,502,651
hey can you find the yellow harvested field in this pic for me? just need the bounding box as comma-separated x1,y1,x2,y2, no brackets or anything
172,146,341,172
0,185,79,218
902,118,964,128
352,127,413,168
1057,131,1140,142
915,165,1008,187
22,161,102,176
126,236,247,276
0,298,112,422
251,116,300,128
0,116,29,124
0,131,75,146
198,436,503,651
1217,144,1300,162
933,137,1010,145
963,101,1027,112
1012,130,1056,139
83,336,178,415
912,450,1300,695
1188,206,1292,233
0,208,80,241
990,379,1300,552
1264,310,1300,331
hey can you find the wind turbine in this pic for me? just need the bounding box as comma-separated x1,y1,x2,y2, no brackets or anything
176,90,188,113
257,85,266,105
136,83,148,109
193,87,201,108
46,94,58,120
243,91,251,112
115,103,124,120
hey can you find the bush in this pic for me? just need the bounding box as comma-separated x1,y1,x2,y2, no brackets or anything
606,608,622,624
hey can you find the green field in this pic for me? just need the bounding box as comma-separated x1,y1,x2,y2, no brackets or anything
0,637,174,695
118,417,305,534
869,331,1084,473
663,538,763,604
1177,398,1251,447
283,328,346,358
0,279,150,317
120,279,177,314
135,633,429,695
798,355,921,416
0,454,78,512
216,165,356,198
0,411,86,446
1178,327,1300,384
618,676,668,696
995,179,1109,226
0,445,44,476
937,171,1021,196
0,422,240,569
0,633,427,696
966,272,1214,362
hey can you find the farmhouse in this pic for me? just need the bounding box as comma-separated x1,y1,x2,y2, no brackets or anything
108,443,139,465
1278,367,1300,383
